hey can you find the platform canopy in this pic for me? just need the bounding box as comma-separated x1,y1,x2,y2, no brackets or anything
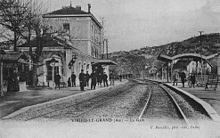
157,53,217,62
157,53,216,67
0,51,30,65
92,59,117,66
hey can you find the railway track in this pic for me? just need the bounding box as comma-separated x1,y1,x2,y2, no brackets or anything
138,79,211,124
9,79,211,123
13,82,137,121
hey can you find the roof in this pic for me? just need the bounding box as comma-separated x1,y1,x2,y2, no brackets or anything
206,53,220,60
158,53,212,62
0,52,28,63
47,6,88,15
43,6,102,28
157,54,172,62
157,53,213,67
18,36,73,49
92,59,117,66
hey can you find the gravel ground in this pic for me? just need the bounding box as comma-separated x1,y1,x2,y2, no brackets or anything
38,83,149,120
77,84,149,119
9,79,210,124
9,81,135,121
142,84,181,120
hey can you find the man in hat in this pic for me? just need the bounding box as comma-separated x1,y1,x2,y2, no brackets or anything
103,72,108,87
90,70,97,90
85,71,90,87
55,73,61,89
71,72,76,87
79,69,86,91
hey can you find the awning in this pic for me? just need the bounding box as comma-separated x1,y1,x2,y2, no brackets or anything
157,54,172,62
0,51,29,63
0,53,21,63
92,59,117,66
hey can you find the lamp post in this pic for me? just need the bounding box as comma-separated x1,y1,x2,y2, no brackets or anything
68,54,77,71
50,57,58,88
0,49,6,96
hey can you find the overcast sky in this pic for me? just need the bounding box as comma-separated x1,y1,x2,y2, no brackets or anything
42,0,220,52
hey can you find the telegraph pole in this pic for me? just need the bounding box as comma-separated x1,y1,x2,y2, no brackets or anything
198,31,204,78
195,31,204,53
106,39,109,59
101,17,105,59
199,31,204,36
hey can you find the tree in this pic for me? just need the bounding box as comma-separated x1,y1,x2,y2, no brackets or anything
110,54,147,78
0,0,30,51
21,0,52,87
0,0,51,87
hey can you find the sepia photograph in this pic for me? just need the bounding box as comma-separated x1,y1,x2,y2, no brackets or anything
0,0,220,137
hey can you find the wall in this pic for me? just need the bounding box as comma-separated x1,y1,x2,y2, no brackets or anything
89,19,103,58
44,16,103,59
44,17,90,54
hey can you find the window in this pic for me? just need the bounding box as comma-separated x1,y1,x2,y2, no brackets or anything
46,61,59,81
63,23,70,32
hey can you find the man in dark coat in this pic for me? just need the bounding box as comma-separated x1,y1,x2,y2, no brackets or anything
71,72,76,87
55,73,61,89
179,71,186,87
90,70,97,90
190,73,196,88
97,73,102,86
103,72,108,87
79,69,86,91
109,72,115,86
85,71,90,87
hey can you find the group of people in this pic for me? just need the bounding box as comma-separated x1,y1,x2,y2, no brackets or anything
54,70,116,91
172,71,196,88
68,69,110,91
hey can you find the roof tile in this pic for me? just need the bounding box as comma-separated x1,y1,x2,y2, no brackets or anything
47,6,88,15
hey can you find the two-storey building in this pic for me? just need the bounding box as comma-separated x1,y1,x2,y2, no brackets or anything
18,4,113,87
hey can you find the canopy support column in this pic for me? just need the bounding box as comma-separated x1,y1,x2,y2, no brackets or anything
0,62,4,96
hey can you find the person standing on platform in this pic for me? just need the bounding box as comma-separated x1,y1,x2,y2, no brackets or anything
179,71,186,87
68,77,71,87
109,72,115,86
103,72,108,87
85,71,90,87
97,73,102,86
119,74,122,82
55,73,61,89
172,71,178,86
79,69,86,91
90,70,97,90
191,73,196,88
71,72,76,87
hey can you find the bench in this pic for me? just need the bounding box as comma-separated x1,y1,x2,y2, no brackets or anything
196,75,208,87
46,81,67,88
205,75,220,91
60,81,67,88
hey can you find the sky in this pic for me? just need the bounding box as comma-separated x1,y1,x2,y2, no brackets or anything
42,0,220,52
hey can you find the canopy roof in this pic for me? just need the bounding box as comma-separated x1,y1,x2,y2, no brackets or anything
158,53,216,67
18,35,73,49
158,53,218,62
92,59,117,66
0,51,28,63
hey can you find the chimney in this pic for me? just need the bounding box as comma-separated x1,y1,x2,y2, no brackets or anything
88,4,91,13
76,5,81,10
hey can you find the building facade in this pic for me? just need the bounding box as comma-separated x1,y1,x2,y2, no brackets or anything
43,5,103,59
19,4,108,87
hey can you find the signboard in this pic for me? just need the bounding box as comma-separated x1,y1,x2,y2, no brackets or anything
50,63,62,67
149,67,157,74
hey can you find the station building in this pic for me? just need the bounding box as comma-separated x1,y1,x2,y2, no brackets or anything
18,4,114,87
